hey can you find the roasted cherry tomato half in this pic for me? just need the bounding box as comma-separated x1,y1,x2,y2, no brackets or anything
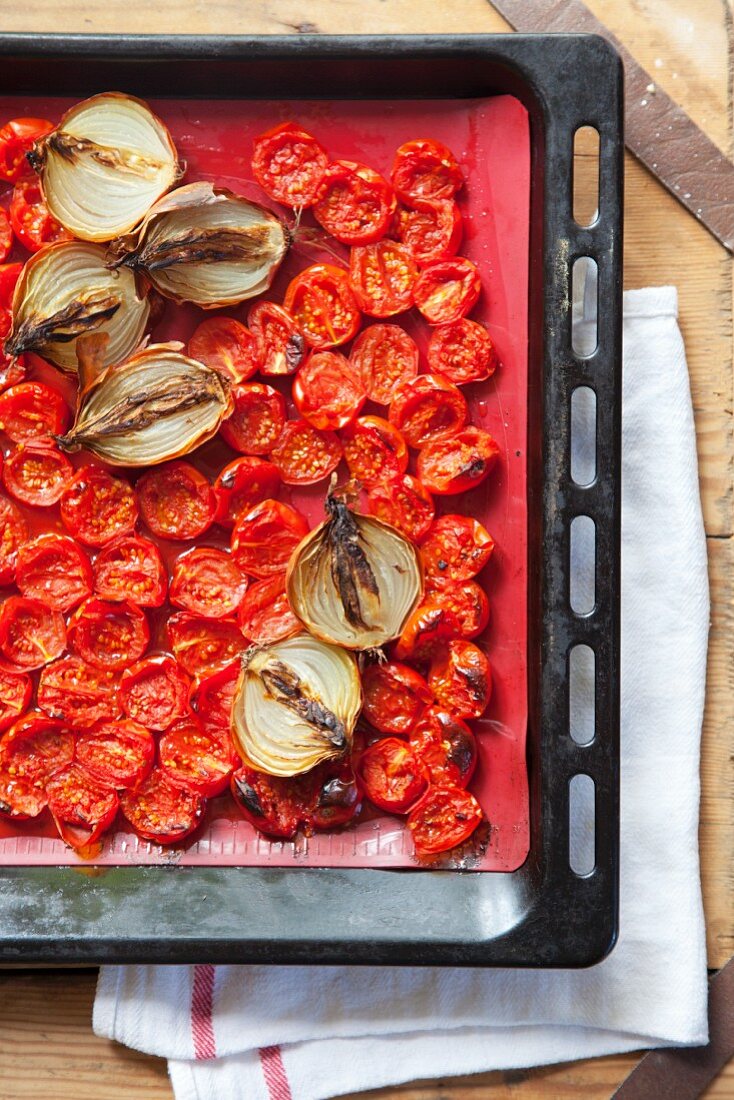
409,706,477,788
357,737,429,814
0,667,32,733
119,654,191,732
270,419,342,486
417,426,500,496
252,121,328,208
366,473,435,542
231,765,307,839
137,461,216,541
220,382,286,455
388,373,467,448
187,316,260,383
307,760,362,831
427,318,499,385
0,118,54,182
236,573,301,646
348,239,417,318
428,639,492,719
349,323,419,406
15,533,93,612
75,719,155,791
0,208,12,264
0,596,66,672
392,601,462,663
93,535,167,607
248,300,306,376
231,498,309,577
0,381,69,444
0,493,27,584
213,456,280,529
38,655,120,728
170,547,248,619
191,660,240,759
46,763,119,850
293,351,366,431
420,514,495,584
68,598,150,672
395,198,463,265
159,717,233,798
120,766,205,845
284,264,361,350
407,785,483,856
425,578,490,639
9,180,71,251
341,415,408,487
60,467,139,548
413,257,481,325
0,713,74,820
361,661,433,736
167,612,246,680
391,139,463,204
2,444,74,507
314,160,396,245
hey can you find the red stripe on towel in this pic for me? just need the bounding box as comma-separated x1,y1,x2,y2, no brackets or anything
260,1045,293,1100
191,963,217,1059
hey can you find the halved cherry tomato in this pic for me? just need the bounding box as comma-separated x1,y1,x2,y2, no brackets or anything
388,373,467,447
191,660,240,755
76,719,155,790
220,382,286,454
170,547,248,619
284,264,361,350
366,473,434,542
68,598,149,672
420,515,495,584
427,318,498,384
252,121,328,208
231,498,309,577
407,785,482,856
314,160,396,245
0,668,31,733
187,317,260,383
0,209,11,264
428,639,492,719
307,760,362,830
361,662,433,735
417,426,500,495
293,351,366,431
120,766,205,845
159,717,233,797
93,535,167,607
38,655,120,728
46,763,119,850
348,239,417,317
214,456,280,528
341,415,408,487
2,444,74,506
270,419,342,485
357,737,428,814
0,381,69,443
349,324,418,406
0,118,54,182
119,654,191,731
413,257,481,325
408,706,477,788
167,613,246,680
426,579,490,639
236,573,301,646
391,139,463,204
60,467,139,548
137,461,216,541
0,713,74,820
392,602,461,663
395,198,462,265
9,180,71,252
0,597,66,671
0,494,28,584
15,534,93,612
231,765,307,839
248,300,305,376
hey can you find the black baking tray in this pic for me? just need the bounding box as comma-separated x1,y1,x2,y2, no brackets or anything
0,32,622,967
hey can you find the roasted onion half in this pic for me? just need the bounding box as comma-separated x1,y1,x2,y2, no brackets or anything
232,634,361,778
28,92,181,242
107,181,290,309
286,493,423,650
5,241,149,375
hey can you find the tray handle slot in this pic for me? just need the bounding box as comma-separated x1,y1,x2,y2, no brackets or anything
569,644,595,746
570,514,596,615
572,125,600,228
568,773,596,875
570,385,597,486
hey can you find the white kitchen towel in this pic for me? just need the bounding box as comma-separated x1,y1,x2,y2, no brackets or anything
94,283,710,1100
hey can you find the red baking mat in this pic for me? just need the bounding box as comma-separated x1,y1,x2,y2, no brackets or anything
0,94,529,870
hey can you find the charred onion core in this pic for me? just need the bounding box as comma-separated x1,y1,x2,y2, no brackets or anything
232,634,361,777
58,341,233,467
5,241,149,374
30,92,181,242
107,181,290,309
286,493,423,650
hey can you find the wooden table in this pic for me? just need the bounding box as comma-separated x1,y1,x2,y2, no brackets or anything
0,1,732,1097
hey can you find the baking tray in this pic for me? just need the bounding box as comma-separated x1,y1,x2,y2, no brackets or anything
0,32,622,966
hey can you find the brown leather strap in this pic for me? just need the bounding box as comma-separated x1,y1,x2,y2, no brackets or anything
490,0,734,253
